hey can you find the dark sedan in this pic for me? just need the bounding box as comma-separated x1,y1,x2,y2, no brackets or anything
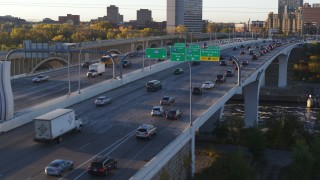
166,109,182,120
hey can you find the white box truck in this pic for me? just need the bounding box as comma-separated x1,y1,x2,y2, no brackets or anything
33,108,83,143
87,63,105,78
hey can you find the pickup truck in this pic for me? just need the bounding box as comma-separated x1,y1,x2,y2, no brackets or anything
32,75,49,83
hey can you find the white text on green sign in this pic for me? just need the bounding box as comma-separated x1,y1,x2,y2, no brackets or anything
146,48,167,59
200,49,220,61
186,48,200,61
170,46,186,61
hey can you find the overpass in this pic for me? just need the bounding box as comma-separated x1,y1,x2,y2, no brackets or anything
0,38,317,179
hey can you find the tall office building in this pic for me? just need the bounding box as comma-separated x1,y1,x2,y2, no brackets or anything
278,0,303,14
107,5,119,24
137,9,152,27
167,0,203,34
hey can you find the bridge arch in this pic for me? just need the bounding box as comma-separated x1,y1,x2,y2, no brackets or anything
107,49,122,54
149,43,159,48
136,44,144,51
30,57,68,74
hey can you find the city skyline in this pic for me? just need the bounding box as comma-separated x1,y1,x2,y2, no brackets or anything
0,0,319,23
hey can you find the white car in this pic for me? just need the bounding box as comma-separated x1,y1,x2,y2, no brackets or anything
95,96,112,106
45,159,74,176
151,106,165,116
136,124,157,139
202,81,215,89
32,75,49,83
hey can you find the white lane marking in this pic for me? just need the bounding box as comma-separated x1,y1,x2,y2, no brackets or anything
60,129,137,180
79,143,90,150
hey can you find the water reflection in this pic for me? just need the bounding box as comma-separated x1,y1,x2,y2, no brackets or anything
224,101,319,123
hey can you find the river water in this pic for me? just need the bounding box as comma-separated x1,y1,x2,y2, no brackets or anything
223,100,319,126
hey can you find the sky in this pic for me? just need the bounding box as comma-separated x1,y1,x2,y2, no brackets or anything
0,0,319,23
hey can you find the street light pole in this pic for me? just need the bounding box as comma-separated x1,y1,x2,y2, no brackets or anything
78,43,82,94
187,61,195,178
67,47,71,95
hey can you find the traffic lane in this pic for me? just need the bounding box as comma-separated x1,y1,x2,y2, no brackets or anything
0,60,221,179
11,57,148,112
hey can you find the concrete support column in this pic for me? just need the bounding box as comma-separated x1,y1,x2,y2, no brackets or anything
278,54,288,88
0,61,14,122
243,81,260,127
191,127,195,178
260,71,266,87
131,42,135,52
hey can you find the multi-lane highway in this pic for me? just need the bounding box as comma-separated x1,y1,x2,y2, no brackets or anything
0,39,294,179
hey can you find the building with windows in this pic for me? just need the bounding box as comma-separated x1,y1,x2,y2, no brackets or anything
58,14,80,25
137,9,152,27
107,5,123,24
277,0,304,33
301,3,320,35
167,0,203,34
278,0,303,14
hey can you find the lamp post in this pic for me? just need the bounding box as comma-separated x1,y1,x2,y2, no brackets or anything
78,43,82,94
67,46,71,95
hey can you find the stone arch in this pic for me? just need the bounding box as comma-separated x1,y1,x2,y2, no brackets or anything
149,43,159,48
136,44,144,51
30,57,68,74
107,49,122,54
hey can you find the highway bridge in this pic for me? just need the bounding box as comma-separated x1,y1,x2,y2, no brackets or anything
0,38,317,179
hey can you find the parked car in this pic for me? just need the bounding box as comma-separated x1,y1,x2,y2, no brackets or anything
32,75,49,83
166,109,182,120
160,96,175,106
122,60,132,68
87,156,117,176
95,96,112,106
173,68,183,74
151,106,165,116
202,81,215,89
219,60,227,66
136,124,157,139
45,159,74,176
225,70,235,77
215,74,226,83
192,87,203,95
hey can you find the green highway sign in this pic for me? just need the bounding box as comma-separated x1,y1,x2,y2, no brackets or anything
186,48,201,61
170,46,186,61
207,46,220,50
146,48,167,59
200,48,220,61
188,44,200,49
174,43,186,47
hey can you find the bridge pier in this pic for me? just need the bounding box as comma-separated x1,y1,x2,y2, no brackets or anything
243,80,260,127
278,54,288,88
0,61,14,122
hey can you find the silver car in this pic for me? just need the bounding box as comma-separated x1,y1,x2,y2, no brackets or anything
45,159,74,176
95,96,112,106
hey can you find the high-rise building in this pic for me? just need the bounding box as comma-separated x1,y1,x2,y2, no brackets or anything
58,14,80,25
278,0,303,14
107,5,119,24
137,9,152,27
167,0,203,34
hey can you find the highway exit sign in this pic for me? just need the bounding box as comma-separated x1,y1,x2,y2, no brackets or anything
170,46,186,61
200,48,220,61
146,48,167,59
186,48,200,61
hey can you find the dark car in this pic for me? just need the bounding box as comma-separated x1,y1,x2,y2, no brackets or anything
252,54,259,60
192,87,203,95
87,156,117,176
166,109,182,120
173,68,183,74
122,60,132,68
232,47,238,50
219,60,227,66
160,96,175,105
157,58,165,62
215,74,226,83
241,60,249,66
81,61,92,68
240,44,245,48
240,50,246,55
192,61,200,65
225,70,234,77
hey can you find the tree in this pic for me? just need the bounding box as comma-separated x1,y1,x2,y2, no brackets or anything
241,127,266,160
194,151,252,180
310,137,320,176
212,120,229,143
175,25,187,36
281,140,314,180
